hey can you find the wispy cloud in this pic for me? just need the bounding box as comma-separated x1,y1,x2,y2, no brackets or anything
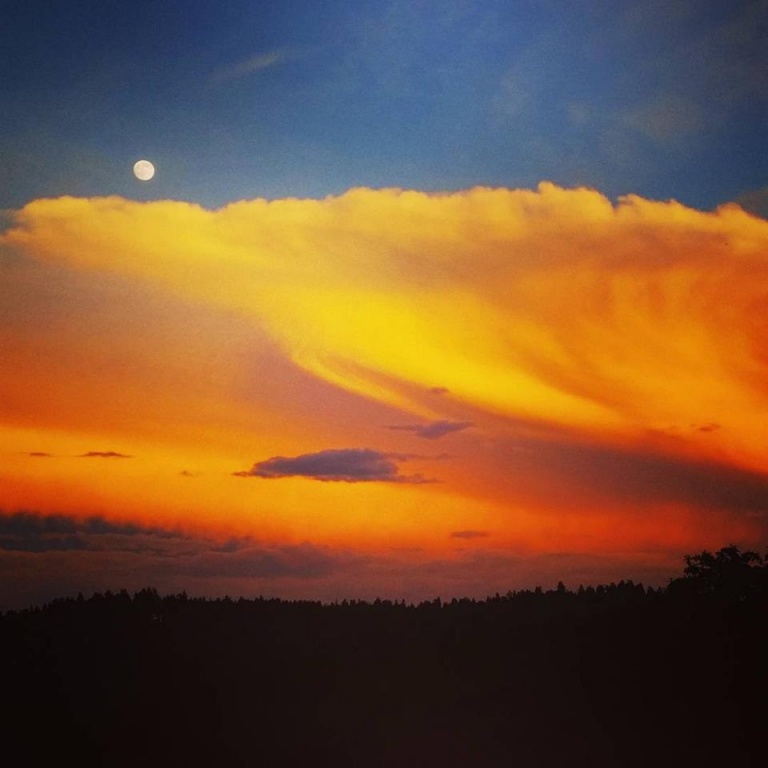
209,49,290,84
621,94,704,144
79,451,132,459
387,420,473,440
235,448,431,483
693,423,720,434
451,530,490,540
24,450,132,459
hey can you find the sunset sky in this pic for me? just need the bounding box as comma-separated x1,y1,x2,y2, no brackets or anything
1,0,767,610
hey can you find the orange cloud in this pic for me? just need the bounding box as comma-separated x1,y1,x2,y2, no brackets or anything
3,184,766,474
2,183,768,585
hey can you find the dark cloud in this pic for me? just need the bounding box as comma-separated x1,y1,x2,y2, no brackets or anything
235,448,431,483
25,451,134,459
429,387,450,395
0,511,358,610
694,423,720,433
0,512,181,553
0,511,349,576
79,451,132,458
618,451,768,513
179,543,343,580
508,437,768,515
387,420,473,440
451,530,490,540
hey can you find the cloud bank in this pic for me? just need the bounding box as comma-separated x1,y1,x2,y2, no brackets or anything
0,511,179,552
0,511,356,610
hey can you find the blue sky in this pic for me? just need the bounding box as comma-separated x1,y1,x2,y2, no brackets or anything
2,0,766,211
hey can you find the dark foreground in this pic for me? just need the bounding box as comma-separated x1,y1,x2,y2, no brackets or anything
2,548,767,767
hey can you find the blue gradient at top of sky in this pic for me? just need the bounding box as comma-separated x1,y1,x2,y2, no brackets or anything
1,0,766,210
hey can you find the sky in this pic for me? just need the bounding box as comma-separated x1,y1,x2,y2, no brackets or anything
1,0,767,610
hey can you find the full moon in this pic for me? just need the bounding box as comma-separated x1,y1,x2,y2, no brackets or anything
133,159,155,181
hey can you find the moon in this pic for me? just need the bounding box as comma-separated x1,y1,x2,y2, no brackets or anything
133,160,155,181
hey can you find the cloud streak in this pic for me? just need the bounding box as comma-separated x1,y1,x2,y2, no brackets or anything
79,451,132,459
387,420,473,440
451,530,490,540
542,440,768,515
0,511,180,552
209,49,289,84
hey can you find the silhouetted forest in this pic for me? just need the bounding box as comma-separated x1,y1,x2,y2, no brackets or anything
2,546,766,766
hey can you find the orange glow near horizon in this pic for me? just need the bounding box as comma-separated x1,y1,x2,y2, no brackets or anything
1,184,767,598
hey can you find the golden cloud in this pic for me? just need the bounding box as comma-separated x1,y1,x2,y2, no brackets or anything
3,184,767,472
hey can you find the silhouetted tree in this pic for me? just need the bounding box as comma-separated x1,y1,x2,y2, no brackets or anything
684,544,766,600
671,544,767,600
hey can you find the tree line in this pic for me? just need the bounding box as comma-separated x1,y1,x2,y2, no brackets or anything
1,546,765,767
